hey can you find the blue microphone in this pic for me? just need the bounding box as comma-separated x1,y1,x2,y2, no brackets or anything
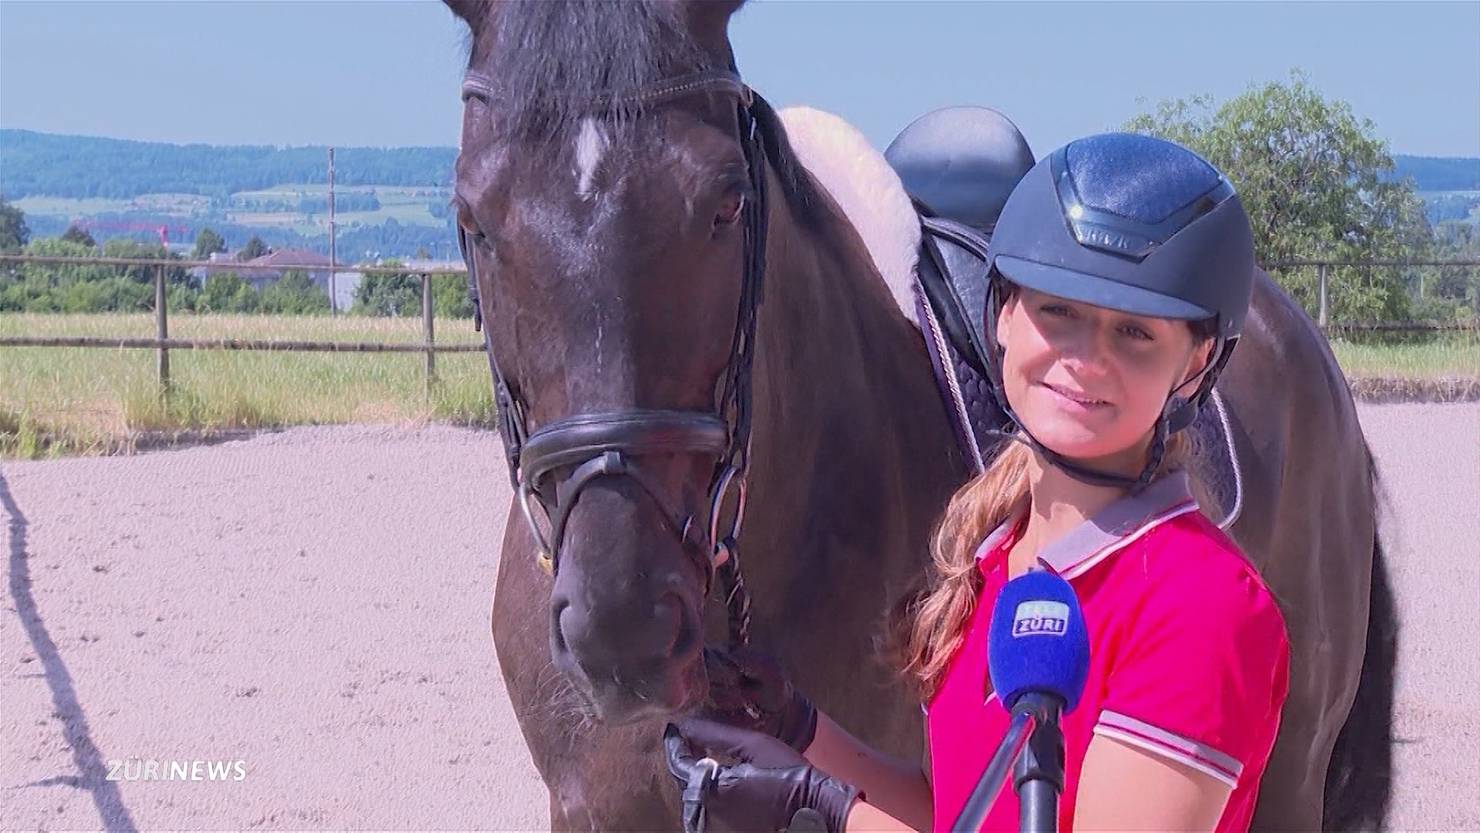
987,569,1090,715
953,569,1090,833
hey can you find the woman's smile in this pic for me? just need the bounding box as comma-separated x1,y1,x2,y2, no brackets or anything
1039,381,1112,414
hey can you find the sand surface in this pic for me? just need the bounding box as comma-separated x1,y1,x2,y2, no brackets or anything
2,405,1477,831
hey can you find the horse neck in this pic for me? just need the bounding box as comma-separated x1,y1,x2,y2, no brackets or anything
742,165,965,584
759,167,943,422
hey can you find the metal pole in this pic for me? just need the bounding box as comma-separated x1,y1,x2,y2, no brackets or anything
155,264,170,397
328,147,337,316
423,273,436,400
1317,263,1329,329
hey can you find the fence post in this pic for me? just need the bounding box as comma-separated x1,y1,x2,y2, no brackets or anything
155,264,170,398
1317,263,1329,330
422,272,436,401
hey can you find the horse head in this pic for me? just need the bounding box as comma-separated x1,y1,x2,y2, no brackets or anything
448,0,771,725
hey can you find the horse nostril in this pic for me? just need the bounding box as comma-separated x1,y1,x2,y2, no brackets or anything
551,597,571,656
657,593,700,662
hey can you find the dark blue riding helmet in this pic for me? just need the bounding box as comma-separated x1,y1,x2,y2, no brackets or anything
983,132,1256,490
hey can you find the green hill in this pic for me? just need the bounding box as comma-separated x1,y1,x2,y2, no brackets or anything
4,130,1476,253
1391,154,1480,191
0,129,457,200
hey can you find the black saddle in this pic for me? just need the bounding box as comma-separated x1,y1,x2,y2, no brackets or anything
885,106,1032,471
885,106,1244,528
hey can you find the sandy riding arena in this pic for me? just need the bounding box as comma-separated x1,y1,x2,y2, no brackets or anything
3,405,1477,830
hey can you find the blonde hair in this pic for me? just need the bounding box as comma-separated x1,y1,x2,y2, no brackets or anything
890,430,1202,701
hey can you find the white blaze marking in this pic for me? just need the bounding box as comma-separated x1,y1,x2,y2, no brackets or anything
574,118,609,198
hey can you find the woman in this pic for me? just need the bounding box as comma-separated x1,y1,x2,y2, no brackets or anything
666,132,1290,832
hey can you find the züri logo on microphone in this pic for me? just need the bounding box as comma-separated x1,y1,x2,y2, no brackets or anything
1011,600,1070,637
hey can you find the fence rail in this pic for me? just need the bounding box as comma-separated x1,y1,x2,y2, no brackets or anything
0,253,474,400
3,253,1476,401
1322,321,1478,333
1265,258,1480,328
0,253,467,274
0,336,486,352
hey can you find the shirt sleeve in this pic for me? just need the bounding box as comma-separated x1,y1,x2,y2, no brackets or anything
1094,560,1290,789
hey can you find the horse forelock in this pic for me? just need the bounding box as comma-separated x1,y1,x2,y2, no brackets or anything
452,1,830,234
463,0,717,142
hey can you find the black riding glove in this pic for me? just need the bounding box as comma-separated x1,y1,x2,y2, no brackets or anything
704,646,819,753
665,718,860,833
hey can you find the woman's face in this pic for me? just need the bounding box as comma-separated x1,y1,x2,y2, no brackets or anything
996,286,1213,473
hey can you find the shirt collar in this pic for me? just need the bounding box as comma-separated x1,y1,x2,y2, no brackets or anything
974,471,1200,581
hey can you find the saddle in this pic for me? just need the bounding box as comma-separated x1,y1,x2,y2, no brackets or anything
885,107,1245,529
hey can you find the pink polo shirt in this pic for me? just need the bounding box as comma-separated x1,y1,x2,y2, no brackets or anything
926,472,1289,832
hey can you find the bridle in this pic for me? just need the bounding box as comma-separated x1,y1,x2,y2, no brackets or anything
456,66,768,647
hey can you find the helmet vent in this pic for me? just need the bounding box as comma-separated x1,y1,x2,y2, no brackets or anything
1063,133,1224,224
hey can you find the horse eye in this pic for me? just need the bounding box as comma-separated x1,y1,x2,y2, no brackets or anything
715,189,745,227
459,217,492,253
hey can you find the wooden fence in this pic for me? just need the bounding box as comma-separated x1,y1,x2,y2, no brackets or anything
1266,258,1480,329
2,253,1477,401
0,254,480,400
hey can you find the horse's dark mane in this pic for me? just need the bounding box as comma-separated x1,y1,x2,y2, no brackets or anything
463,0,829,230
750,94,828,232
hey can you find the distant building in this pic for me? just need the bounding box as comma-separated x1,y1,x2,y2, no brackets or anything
190,249,363,311
187,250,459,312
236,249,334,291
188,251,242,285
399,258,465,274
330,271,363,313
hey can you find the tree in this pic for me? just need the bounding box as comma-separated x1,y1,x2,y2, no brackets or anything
4,238,162,312
260,270,329,315
101,238,184,285
193,227,227,260
1416,222,1480,320
19,238,114,287
238,236,270,261
352,261,422,316
432,272,476,318
0,195,29,252
1124,71,1426,322
201,272,259,313
60,225,98,249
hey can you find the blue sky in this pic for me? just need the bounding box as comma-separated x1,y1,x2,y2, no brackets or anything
1,1,1477,158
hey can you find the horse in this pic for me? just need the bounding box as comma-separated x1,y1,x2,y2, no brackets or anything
443,2,1395,831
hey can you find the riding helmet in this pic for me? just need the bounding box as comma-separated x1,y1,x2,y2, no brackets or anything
982,132,1256,487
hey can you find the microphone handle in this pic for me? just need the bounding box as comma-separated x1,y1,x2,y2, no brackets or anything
950,709,1035,833
1013,695,1067,833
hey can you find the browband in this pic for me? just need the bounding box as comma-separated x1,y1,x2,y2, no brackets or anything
460,69,750,111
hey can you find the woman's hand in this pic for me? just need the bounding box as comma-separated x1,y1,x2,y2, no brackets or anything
664,718,860,833
704,646,818,752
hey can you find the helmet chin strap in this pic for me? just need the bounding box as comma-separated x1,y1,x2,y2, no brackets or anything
986,355,1216,493
986,396,1176,493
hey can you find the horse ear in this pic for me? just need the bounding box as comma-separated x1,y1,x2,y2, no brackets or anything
668,0,747,55
443,0,491,31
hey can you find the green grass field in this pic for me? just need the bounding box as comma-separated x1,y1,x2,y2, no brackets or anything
229,184,450,231
1,313,493,458
16,185,453,241
1329,335,1480,378
2,314,1475,459
12,195,136,216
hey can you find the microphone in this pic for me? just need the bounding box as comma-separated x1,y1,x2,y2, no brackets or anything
952,569,1090,833
987,569,1090,715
